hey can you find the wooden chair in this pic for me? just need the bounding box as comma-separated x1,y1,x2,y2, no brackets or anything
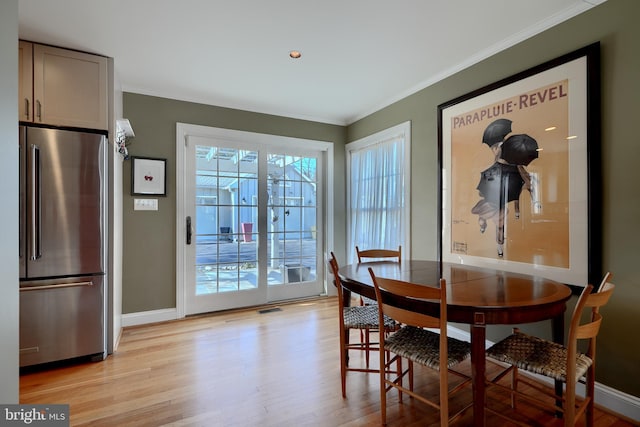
369,268,472,426
485,273,615,426
356,245,402,264
355,245,402,365
327,252,399,398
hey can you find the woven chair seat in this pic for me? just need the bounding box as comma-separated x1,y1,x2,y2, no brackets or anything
343,305,395,329
486,330,593,382
385,326,471,370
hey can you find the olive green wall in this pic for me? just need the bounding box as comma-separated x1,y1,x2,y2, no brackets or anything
347,0,640,397
121,93,346,313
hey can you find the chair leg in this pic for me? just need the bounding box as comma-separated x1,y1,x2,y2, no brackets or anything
408,360,414,393
565,381,576,426
585,366,595,427
380,340,388,426
397,356,403,401
440,362,449,427
359,296,366,366
340,329,348,398
365,329,370,368
511,366,518,409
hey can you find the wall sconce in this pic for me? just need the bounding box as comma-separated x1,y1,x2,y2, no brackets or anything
115,119,135,160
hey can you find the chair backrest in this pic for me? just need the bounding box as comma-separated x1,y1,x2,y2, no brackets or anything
356,245,402,263
595,271,612,293
368,268,448,372
569,278,615,344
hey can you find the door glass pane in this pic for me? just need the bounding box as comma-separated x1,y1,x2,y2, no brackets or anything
195,146,258,294
266,154,317,285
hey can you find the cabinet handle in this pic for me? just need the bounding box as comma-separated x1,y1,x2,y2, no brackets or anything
36,100,42,121
20,347,39,355
24,98,30,120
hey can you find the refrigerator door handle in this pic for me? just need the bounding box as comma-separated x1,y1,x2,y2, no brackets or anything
30,144,42,261
20,281,94,292
19,128,24,265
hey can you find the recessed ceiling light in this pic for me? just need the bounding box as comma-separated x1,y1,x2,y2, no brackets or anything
289,50,302,59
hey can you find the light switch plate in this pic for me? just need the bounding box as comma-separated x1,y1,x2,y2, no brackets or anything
134,198,158,211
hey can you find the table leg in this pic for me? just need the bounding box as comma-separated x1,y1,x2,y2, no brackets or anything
342,287,352,308
471,312,486,427
552,312,565,416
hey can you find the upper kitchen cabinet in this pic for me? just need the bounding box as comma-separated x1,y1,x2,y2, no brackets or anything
20,41,108,130
18,41,33,122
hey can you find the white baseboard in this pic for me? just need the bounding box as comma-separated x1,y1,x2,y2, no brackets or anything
121,308,178,327
446,325,640,423
113,327,122,351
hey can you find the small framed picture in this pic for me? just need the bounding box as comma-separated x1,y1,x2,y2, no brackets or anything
131,156,167,196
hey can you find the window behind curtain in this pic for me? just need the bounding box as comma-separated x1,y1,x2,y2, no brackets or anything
346,122,411,263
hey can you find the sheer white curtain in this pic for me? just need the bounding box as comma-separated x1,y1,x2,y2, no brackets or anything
346,122,410,263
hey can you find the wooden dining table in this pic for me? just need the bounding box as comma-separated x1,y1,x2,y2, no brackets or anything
338,259,572,427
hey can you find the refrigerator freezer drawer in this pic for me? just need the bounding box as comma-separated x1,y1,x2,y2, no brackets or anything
20,276,105,367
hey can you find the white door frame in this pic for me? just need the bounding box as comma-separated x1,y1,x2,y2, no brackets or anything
175,123,334,318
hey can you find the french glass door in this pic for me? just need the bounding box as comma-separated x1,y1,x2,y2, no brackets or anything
182,132,323,315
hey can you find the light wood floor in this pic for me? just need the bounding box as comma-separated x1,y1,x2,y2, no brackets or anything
20,297,635,427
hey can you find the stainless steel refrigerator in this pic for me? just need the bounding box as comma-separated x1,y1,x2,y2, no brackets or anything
19,126,107,367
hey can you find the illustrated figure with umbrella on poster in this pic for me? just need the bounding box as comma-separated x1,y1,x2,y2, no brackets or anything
471,118,539,257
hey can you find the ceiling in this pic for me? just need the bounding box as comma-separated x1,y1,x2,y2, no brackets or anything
18,0,604,126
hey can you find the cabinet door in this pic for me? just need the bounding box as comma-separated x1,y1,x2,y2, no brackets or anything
33,44,108,130
18,41,33,122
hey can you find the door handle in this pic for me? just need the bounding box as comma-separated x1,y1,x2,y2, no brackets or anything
186,216,192,245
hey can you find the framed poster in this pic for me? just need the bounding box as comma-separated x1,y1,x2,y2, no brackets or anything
131,156,167,196
437,43,600,287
